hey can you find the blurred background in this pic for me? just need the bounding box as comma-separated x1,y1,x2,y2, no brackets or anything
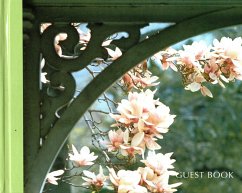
45,24,242,193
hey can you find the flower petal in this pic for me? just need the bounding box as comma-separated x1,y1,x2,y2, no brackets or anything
131,132,144,147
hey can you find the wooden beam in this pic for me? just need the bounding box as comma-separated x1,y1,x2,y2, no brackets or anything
23,1,242,23
34,6,231,23
24,0,242,6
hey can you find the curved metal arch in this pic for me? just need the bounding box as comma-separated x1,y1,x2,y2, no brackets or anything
25,7,242,193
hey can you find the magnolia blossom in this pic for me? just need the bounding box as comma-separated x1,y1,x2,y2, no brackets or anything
203,58,228,88
231,60,242,80
138,151,181,192
183,41,209,60
111,89,170,128
110,89,159,127
183,38,242,96
175,41,210,96
147,174,182,193
46,170,64,185
154,49,178,71
155,38,242,97
131,73,160,89
213,37,242,80
110,89,175,151
138,104,175,134
108,168,148,193
138,167,181,193
162,39,217,97
185,83,213,98
108,164,180,193
141,134,161,150
69,145,98,167
119,130,145,158
176,41,209,69
107,129,125,152
138,166,158,186
82,166,107,189
178,37,242,96
121,61,160,90
141,151,176,176
118,184,148,193
213,37,242,60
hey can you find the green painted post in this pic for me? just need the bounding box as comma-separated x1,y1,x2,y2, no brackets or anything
0,1,5,192
0,0,23,193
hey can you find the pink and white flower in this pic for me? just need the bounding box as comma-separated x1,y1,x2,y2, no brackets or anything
212,37,242,80
108,168,148,193
213,37,242,60
110,89,158,127
107,129,125,152
69,145,98,167
138,104,176,134
147,174,182,193
121,61,160,90
141,151,177,176
110,89,175,151
46,170,64,185
131,73,160,89
110,89,174,132
154,49,178,71
138,167,181,193
120,130,145,158
141,135,161,150
178,41,209,68
183,41,209,60
82,166,107,189
138,166,158,186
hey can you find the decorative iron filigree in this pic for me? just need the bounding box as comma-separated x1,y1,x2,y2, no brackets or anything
39,23,144,138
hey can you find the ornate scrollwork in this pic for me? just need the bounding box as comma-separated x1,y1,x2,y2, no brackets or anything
40,70,76,137
40,22,144,138
41,23,144,72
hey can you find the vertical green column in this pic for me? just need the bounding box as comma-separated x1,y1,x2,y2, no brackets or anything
1,0,23,193
0,0,5,192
